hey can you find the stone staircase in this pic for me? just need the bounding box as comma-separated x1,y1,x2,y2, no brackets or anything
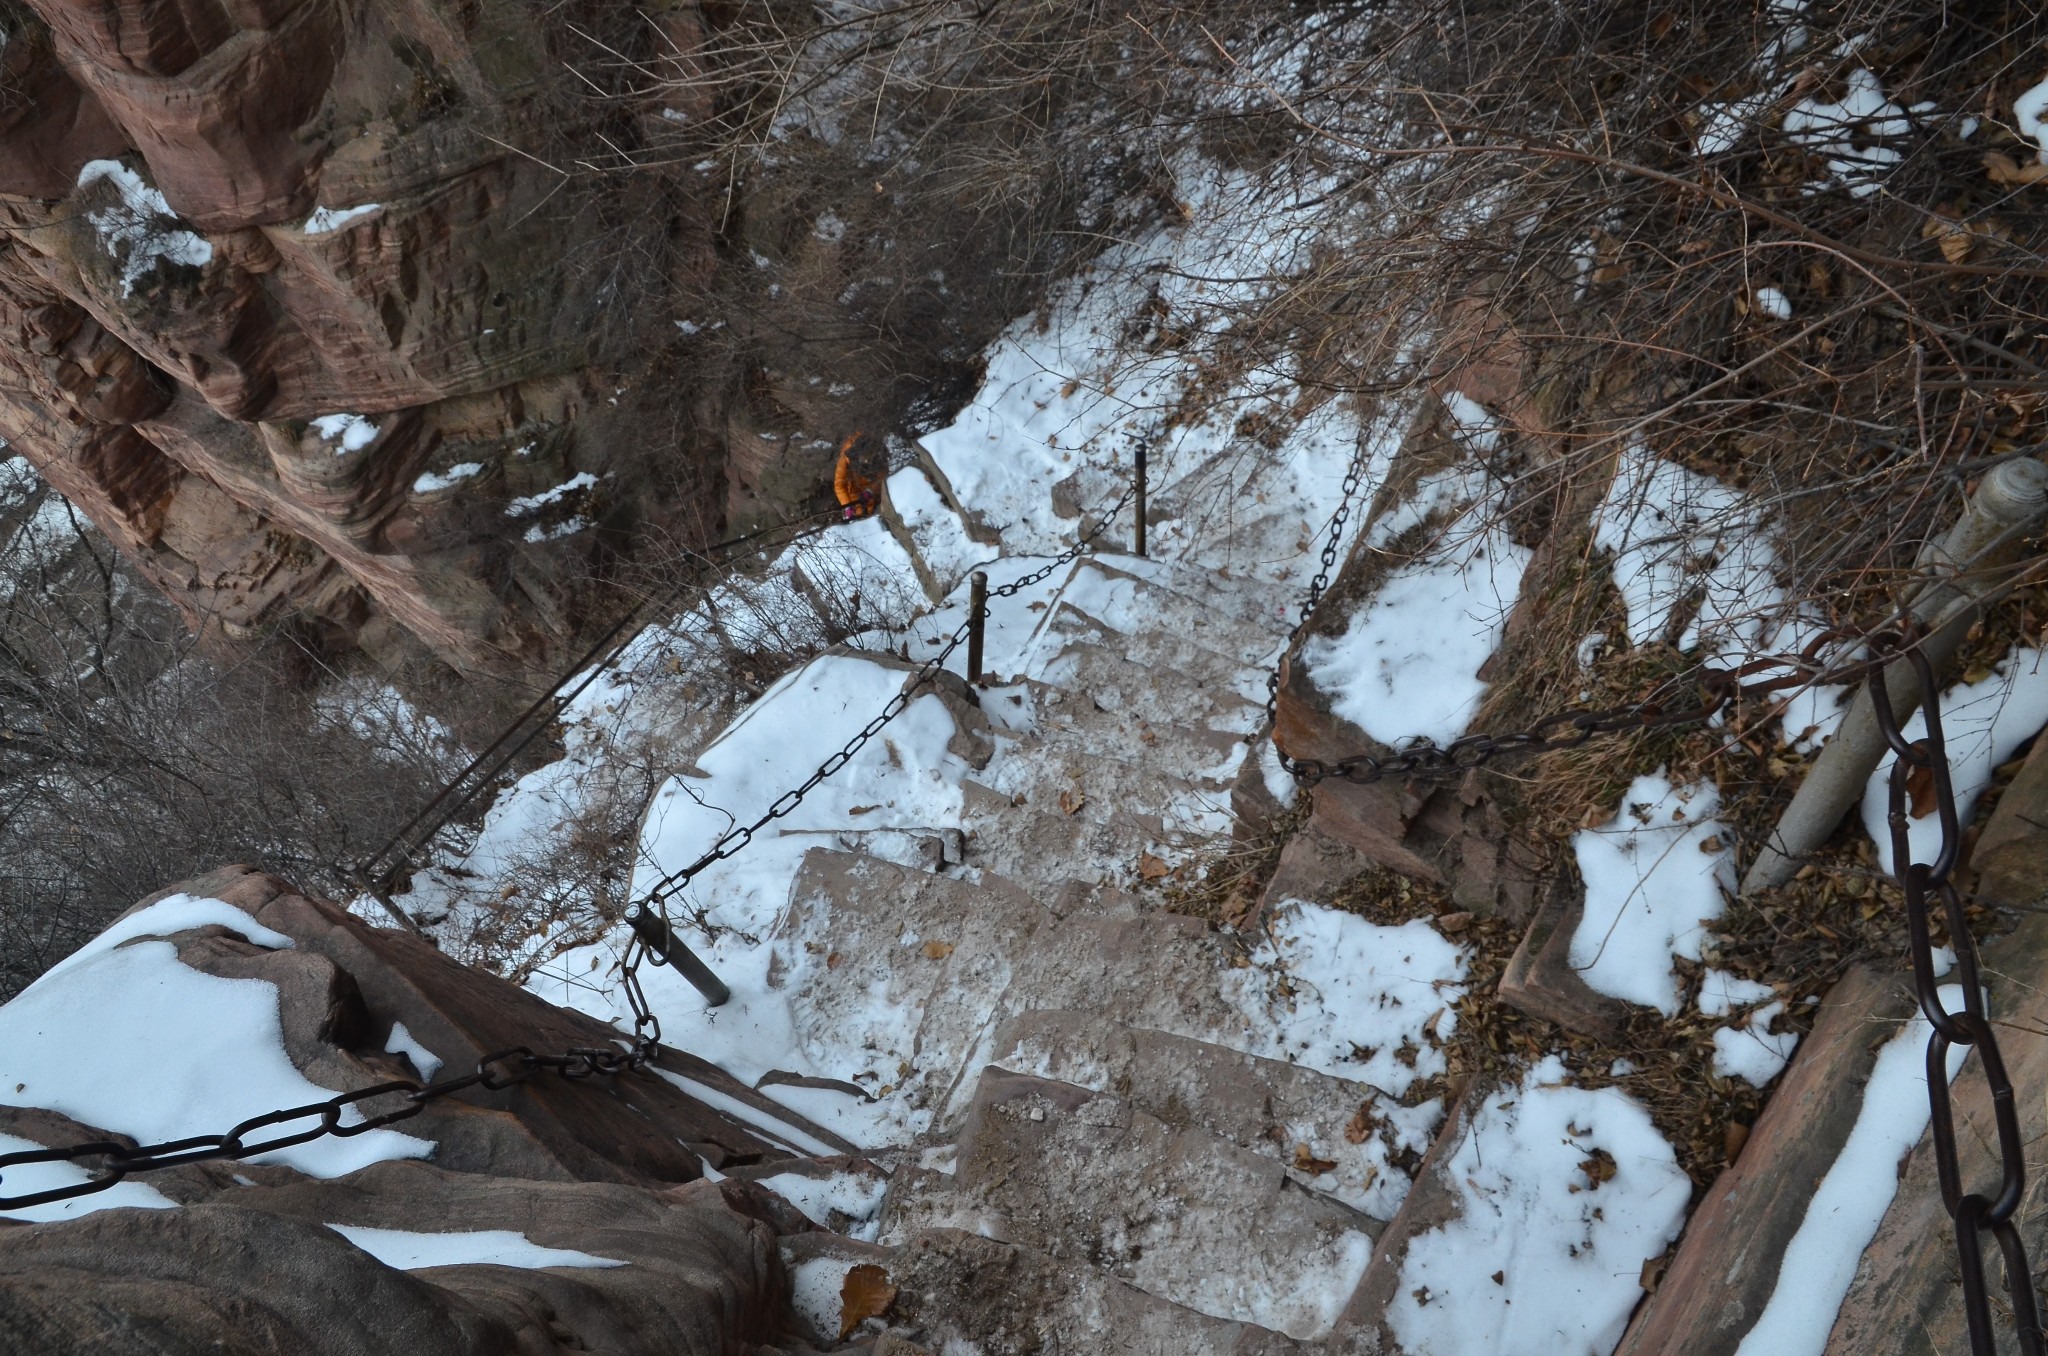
667,460,1440,1348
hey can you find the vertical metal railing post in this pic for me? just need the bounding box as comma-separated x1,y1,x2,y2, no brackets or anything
1134,444,1148,557
967,570,989,683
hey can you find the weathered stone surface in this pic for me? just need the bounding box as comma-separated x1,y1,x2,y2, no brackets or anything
1615,965,1915,1356
990,1008,1405,1222
1969,728,2048,911
881,1070,1376,1340
0,1162,796,1355
0,0,722,668
1495,872,1629,1039
891,1227,1309,1356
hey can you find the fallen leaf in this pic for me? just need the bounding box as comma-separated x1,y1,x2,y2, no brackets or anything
1058,787,1086,815
1578,1148,1618,1186
1985,151,2048,186
1905,755,1937,819
1492,1269,1507,1286
1698,834,1724,854
1138,852,1170,880
1434,911,1473,934
1293,1143,1338,1175
1344,1104,1378,1145
1639,1250,1672,1293
826,951,843,969
921,940,954,960
839,1263,896,1338
1725,1120,1752,1162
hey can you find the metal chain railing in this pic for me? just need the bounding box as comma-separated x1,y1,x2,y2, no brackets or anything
355,507,845,900
1868,635,2043,1355
634,485,1136,915
0,487,1131,1211
0,950,664,1210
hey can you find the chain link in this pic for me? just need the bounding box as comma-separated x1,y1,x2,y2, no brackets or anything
0,489,1132,1212
1866,633,2043,1355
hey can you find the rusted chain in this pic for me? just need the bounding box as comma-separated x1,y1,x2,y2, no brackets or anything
1867,634,2043,1356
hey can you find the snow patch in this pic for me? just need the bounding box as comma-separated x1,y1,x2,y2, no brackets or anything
0,902,431,1179
505,473,598,517
383,1022,443,1082
1570,773,1733,1016
75,160,212,296
1386,1057,1691,1356
1732,989,1970,1355
303,204,381,235
310,414,379,455
327,1224,624,1271
1860,646,2048,870
755,1169,886,1240
412,463,483,494
0,1130,178,1223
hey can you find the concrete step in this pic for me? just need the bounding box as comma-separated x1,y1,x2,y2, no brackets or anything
889,1226,1310,1354
966,730,1242,844
1048,558,1282,672
1025,637,1264,740
880,1070,1376,1341
779,849,1056,1128
1083,553,1296,636
991,1009,1432,1222
955,780,1184,897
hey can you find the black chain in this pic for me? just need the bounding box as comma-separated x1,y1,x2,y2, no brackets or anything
0,490,1130,1212
637,486,1135,913
1867,634,2043,1355
1261,428,1373,745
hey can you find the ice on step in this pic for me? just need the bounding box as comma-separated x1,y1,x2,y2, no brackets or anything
0,895,432,1180
1570,772,1734,1016
1387,1057,1690,1356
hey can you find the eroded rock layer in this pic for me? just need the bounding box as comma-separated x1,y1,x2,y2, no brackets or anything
0,0,718,667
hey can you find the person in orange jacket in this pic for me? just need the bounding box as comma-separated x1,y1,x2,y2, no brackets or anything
834,430,884,519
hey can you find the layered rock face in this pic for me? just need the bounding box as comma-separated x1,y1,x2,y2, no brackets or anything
0,0,717,667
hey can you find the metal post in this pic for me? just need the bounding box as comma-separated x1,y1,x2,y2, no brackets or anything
624,902,731,1006
347,865,428,937
967,569,989,684
1134,444,1148,557
1741,458,2048,895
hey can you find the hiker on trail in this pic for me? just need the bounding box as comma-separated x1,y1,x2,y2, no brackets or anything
835,430,884,519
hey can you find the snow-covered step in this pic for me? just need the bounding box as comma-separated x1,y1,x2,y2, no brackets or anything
992,1009,1432,1222
1052,558,1286,669
965,743,1236,848
1039,597,1276,709
955,782,1183,896
1024,638,1264,738
882,461,999,602
891,1226,1310,1354
880,1069,1376,1341
779,849,1052,1129
1083,554,1293,636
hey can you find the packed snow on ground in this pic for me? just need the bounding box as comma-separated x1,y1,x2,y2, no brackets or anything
916,157,1381,590
1713,1001,1798,1087
1299,490,1529,747
1699,969,1798,1088
506,472,598,517
1860,645,2048,869
1221,903,1469,1218
327,1224,624,1271
0,895,432,1178
755,1169,887,1240
1731,988,1970,1356
1593,445,1847,746
1571,772,1735,1016
1386,1055,1691,1356
76,160,213,295
534,653,973,1145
